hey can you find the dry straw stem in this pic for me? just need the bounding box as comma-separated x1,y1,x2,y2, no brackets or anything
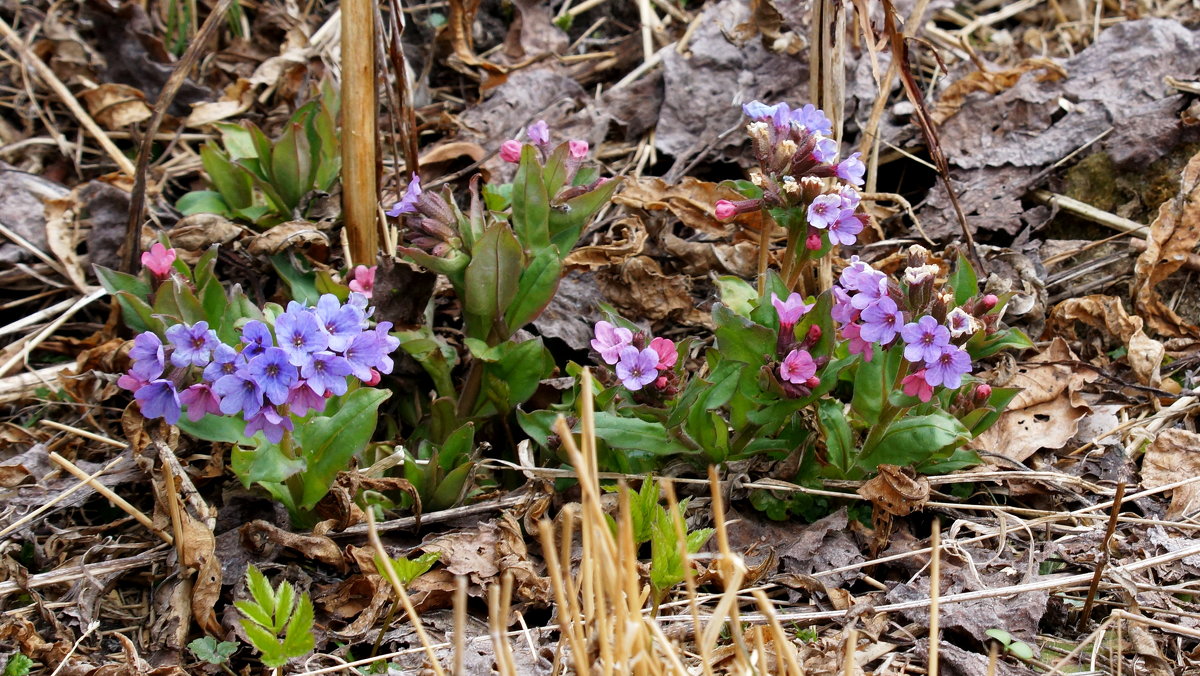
0,453,125,541
928,519,941,676
0,550,167,599
341,0,380,266
48,451,173,545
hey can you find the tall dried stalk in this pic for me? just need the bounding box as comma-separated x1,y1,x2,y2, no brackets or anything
341,0,379,266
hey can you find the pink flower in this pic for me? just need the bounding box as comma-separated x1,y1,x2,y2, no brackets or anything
499,140,522,163
714,200,737,221
568,140,589,159
348,265,376,298
141,243,177,277
649,337,677,371
841,322,874,362
591,321,633,365
771,292,814,329
179,384,221,422
778,349,816,384
902,370,934,402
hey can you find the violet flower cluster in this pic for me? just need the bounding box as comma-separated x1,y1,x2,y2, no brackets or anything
118,293,400,442
833,248,999,401
591,321,678,394
715,101,869,249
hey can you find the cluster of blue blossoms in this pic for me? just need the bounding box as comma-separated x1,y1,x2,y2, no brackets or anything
118,293,399,442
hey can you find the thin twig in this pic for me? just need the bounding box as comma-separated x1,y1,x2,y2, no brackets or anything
48,451,173,545
1079,482,1125,629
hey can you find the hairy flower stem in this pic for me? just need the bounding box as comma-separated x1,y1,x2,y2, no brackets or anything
859,356,911,459
279,430,306,509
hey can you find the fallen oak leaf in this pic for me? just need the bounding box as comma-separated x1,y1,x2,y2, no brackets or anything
1132,147,1200,339
1045,294,1165,386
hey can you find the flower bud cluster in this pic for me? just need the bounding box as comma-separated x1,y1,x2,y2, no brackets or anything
119,293,400,441
770,292,827,398
714,101,869,248
832,248,1002,401
386,174,463,258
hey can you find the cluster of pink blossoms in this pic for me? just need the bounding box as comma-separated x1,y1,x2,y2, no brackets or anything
770,292,829,398
590,321,678,393
498,120,589,164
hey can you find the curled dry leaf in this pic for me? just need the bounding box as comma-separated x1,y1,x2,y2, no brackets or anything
43,196,90,292
184,79,255,128
246,220,330,256
614,177,759,237
79,83,153,129
241,519,348,573
562,216,647,269
1141,428,1200,518
931,58,1067,125
661,230,759,277
969,337,1098,463
166,213,243,252
856,465,929,517
316,574,396,640
1132,147,1200,338
1046,294,1165,385
419,513,551,606
596,256,696,323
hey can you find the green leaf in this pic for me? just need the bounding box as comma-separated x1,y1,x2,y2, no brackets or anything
377,551,442,586
512,144,551,250
3,654,33,676
591,412,692,456
713,276,758,317
548,177,622,252
215,121,258,160
504,251,562,331
817,399,854,478
270,253,322,305
280,594,315,659
712,304,775,366
1007,641,1035,660
295,388,391,508
464,224,524,341
201,144,254,211
396,327,457,399
541,144,571,197
949,253,978,306
483,183,513,212
986,629,1013,645
476,338,554,416
113,290,163,335
428,461,475,510
686,527,714,553
177,414,246,443
188,637,237,665
231,441,306,487
177,190,233,217
968,327,1034,360
239,621,286,668
271,122,314,212
94,265,150,300
858,412,970,472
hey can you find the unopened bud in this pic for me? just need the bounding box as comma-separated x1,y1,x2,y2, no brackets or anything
974,383,992,401
981,294,999,311
750,170,768,188
365,369,382,386
805,376,821,389
499,140,522,163
800,176,824,202
568,140,589,159
715,200,738,221
806,232,823,250
654,375,668,390
806,324,822,342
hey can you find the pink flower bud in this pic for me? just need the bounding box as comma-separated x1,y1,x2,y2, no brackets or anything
980,294,999,311
806,325,822,342
654,375,669,390
364,369,382,386
975,383,992,401
141,242,177,278
499,140,522,163
804,376,821,389
806,233,823,250
714,200,738,221
568,140,589,159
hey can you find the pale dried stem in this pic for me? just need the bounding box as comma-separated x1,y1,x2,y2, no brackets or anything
341,0,380,265
49,451,173,545
0,453,125,540
928,520,941,675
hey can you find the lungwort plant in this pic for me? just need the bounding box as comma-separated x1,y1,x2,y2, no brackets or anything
178,81,340,228
520,101,1031,519
98,241,396,525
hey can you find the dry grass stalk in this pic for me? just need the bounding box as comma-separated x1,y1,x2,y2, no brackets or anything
928,519,940,676
0,453,125,540
48,451,173,545
341,0,380,266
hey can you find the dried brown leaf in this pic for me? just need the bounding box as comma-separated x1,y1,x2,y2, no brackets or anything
184,79,254,128
79,83,153,129
241,520,348,573
165,213,243,253
1142,428,1200,518
1132,148,1200,338
614,177,757,237
596,256,694,322
856,465,929,517
246,220,330,256
563,217,647,269
932,58,1066,125
1046,294,1165,385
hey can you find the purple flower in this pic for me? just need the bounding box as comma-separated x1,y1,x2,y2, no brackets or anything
900,315,951,363
370,322,399,374
240,320,273,359
806,194,842,230
301,351,351,396
849,273,889,310
202,343,243,382
923,344,972,389
128,332,165,380
742,100,782,121
342,322,398,381
615,346,659,391
838,185,861,210
836,152,866,186
527,120,550,145
117,372,149,393
812,136,838,164
275,307,329,367
179,384,221,422
591,321,634,365
827,209,863,246
859,296,904,345
166,322,219,368
315,294,365,352
385,173,422,217
286,383,327,417
769,103,792,131
135,380,181,424
248,347,298,406
214,372,263,418
791,104,832,136
245,405,293,444
831,286,856,325
778,349,816,384
771,292,814,328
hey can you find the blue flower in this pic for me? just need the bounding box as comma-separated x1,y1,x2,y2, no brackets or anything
128,332,165,380
202,343,243,382
214,372,264,418
385,174,422,217
240,320,273,359
245,405,293,443
166,322,219,368
923,344,972,389
248,347,298,406
742,100,780,120
900,315,951,363
791,104,833,136
300,351,351,396
811,136,838,164
859,296,904,345
315,294,365,352
836,152,866,186
286,383,327,417
274,307,329,367
135,379,181,424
